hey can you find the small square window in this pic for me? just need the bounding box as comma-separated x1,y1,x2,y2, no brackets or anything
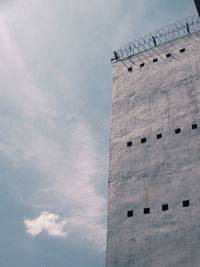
141,138,147,144
180,48,185,53
127,141,132,147
127,210,133,217
128,67,132,72
140,63,145,68
144,208,150,214
183,200,190,207
157,133,162,139
192,124,197,129
166,53,171,58
162,204,168,211
175,128,181,134
153,58,158,63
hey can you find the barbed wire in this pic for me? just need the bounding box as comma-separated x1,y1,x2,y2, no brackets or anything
111,15,200,63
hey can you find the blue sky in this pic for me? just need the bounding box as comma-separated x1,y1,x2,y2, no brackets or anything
0,0,197,266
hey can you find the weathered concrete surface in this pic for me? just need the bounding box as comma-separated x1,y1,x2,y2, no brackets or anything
106,33,200,267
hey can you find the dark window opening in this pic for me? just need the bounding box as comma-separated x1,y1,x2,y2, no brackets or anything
141,138,147,144
128,67,133,72
162,204,169,211
180,48,185,53
157,133,162,139
192,124,197,129
175,128,181,134
144,208,150,214
127,141,132,147
153,58,158,63
166,53,171,58
140,63,145,68
183,200,190,207
127,210,133,217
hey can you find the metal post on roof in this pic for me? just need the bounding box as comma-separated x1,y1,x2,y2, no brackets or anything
152,36,157,47
113,51,119,60
111,51,119,63
186,23,190,34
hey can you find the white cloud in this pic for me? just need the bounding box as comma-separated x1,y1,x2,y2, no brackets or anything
24,212,67,237
24,209,106,251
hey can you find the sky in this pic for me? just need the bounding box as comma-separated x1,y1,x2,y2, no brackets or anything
0,0,197,266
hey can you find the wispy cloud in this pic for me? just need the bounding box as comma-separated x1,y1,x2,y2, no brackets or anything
0,2,107,251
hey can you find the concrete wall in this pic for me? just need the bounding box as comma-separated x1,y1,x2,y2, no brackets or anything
106,32,200,267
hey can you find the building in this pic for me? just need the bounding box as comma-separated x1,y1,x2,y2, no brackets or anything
106,15,200,267
194,0,200,16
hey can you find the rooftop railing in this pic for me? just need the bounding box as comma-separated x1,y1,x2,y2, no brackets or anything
111,15,200,64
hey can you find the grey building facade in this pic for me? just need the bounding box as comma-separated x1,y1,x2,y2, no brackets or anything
106,16,200,267
194,0,200,16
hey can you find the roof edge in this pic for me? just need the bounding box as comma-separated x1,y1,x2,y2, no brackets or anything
111,15,200,64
